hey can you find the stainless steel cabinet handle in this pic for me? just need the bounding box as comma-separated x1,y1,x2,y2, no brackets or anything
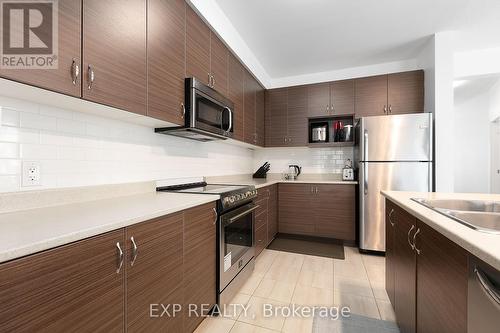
180,103,185,119
116,242,124,274
389,105,392,114
383,105,387,114
87,65,95,90
475,268,500,305
212,207,217,225
212,75,215,87
326,105,330,112
407,225,415,250
388,209,395,227
413,228,421,254
71,59,79,85
208,73,211,86
315,187,319,194
331,104,335,113
130,237,138,266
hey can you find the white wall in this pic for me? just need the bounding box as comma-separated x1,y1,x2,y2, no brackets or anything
454,47,500,79
453,90,491,193
0,97,253,193
253,147,354,175
489,80,500,121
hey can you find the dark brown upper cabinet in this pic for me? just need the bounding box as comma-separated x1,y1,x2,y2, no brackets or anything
243,70,256,145
228,54,245,141
354,74,389,117
0,230,126,332
355,70,424,117
331,79,355,115
286,85,308,146
388,71,424,114
255,82,266,146
186,5,210,85
266,85,307,147
83,0,147,115
0,0,82,97
307,80,354,117
265,88,288,147
186,6,228,94
210,33,229,96
147,0,186,125
307,83,330,117
125,213,184,332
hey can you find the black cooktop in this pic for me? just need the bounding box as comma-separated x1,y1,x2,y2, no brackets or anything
157,182,248,194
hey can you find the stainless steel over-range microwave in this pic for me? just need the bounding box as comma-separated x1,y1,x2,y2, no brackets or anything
155,78,234,141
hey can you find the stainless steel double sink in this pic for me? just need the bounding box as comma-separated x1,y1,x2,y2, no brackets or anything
411,198,500,234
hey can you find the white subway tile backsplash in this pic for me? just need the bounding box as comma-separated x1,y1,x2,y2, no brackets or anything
56,118,86,135
20,144,58,159
0,175,20,192
0,143,19,158
20,112,57,131
0,108,20,127
0,159,21,175
40,131,74,146
0,127,39,143
39,105,74,119
0,97,39,113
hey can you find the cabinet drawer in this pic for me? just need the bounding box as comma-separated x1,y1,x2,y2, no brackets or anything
255,211,268,230
255,198,268,217
255,224,267,257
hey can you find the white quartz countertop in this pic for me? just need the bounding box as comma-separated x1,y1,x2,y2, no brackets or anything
207,175,358,189
382,191,500,270
0,191,218,264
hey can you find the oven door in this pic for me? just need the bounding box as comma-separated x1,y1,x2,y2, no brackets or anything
192,88,233,139
219,202,256,291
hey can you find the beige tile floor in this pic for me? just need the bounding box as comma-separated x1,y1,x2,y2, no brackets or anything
194,247,397,333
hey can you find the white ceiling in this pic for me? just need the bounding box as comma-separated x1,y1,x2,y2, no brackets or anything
214,0,500,79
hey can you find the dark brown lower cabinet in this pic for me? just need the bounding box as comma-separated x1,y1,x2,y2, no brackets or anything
393,205,417,333
385,199,468,333
0,202,217,333
0,230,125,332
267,185,278,241
126,212,184,332
183,202,217,333
278,183,355,241
254,184,278,257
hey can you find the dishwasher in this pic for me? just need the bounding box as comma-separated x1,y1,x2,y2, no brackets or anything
468,255,500,333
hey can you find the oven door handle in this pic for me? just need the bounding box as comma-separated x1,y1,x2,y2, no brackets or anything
227,205,260,224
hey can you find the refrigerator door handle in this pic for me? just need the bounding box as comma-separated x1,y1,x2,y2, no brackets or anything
364,163,368,195
363,129,368,161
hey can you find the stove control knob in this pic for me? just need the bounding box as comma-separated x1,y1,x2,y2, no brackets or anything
228,196,235,203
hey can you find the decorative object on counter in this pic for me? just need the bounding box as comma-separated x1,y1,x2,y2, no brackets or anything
283,165,302,180
343,159,355,181
253,162,271,178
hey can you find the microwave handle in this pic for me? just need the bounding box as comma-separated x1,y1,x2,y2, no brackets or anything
224,107,233,133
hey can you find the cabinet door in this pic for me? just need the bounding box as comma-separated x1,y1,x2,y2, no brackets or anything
228,54,245,141
147,0,185,125
126,213,184,332
256,83,266,146
388,71,424,114
330,79,355,115
183,202,217,333
83,0,147,115
278,184,314,235
265,88,288,147
314,184,355,241
243,70,256,144
255,224,268,257
287,85,308,147
210,33,228,95
186,5,210,85
394,206,417,333
0,0,81,97
0,230,125,332
354,75,388,117
267,185,278,242
307,83,330,117
416,220,467,333
385,200,396,307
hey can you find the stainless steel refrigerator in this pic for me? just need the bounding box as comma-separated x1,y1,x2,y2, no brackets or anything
357,113,433,252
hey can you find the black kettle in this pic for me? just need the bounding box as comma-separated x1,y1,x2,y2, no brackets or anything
288,165,302,179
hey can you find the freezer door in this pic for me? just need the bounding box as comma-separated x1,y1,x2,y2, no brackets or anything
359,161,432,252
359,113,432,162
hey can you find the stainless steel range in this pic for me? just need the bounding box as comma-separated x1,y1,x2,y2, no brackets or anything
157,180,258,305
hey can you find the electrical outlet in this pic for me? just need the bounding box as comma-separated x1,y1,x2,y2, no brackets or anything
22,161,41,186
